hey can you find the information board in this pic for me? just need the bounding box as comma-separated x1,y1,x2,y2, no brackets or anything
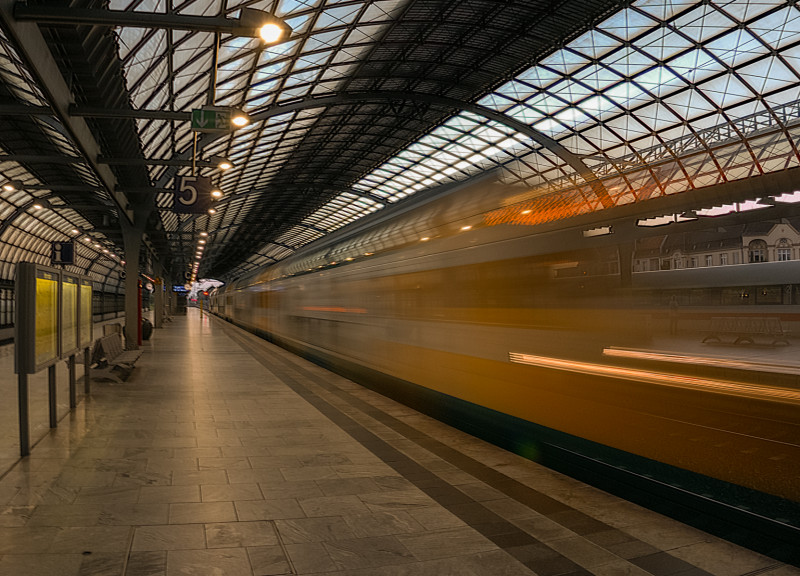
61,274,79,356
79,277,93,349
15,262,61,374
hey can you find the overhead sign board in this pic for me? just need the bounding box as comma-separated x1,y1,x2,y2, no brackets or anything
51,241,74,265
174,175,213,214
191,108,230,132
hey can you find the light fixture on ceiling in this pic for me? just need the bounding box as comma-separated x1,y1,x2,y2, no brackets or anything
239,8,293,44
211,189,223,199
2,180,21,192
212,157,233,170
208,208,217,214
200,231,208,237
231,111,249,127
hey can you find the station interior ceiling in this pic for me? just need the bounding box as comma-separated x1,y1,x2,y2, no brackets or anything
2,0,800,289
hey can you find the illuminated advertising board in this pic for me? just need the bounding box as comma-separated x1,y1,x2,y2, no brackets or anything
15,262,61,374
79,277,93,349
61,273,79,357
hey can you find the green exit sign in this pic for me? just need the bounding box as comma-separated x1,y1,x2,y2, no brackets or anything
191,108,231,132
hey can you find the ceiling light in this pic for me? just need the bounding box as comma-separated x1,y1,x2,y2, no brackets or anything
460,225,472,231
521,209,531,215
199,239,206,244
84,237,91,242
231,112,249,127
259,22,283,43
102,249,109,253
211,189,223,199
421,237,430,241
2,181,20,192
70,228,79,234
208,208,217,214
32,203,43,210
200,232,208,237
239,8,292,44
211,157,233,170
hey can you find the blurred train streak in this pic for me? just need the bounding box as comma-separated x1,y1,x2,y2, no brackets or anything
209,176,800,557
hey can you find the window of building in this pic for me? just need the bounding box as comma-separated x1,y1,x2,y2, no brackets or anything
749,240,767,263
777,238,791,261
720,253,728,265
733,252,740,264
689,257,697,268
705,255,713,266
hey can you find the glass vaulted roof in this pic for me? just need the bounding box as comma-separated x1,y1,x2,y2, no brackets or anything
2,0,800,284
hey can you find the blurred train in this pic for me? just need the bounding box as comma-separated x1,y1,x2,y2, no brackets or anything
210,175,800,554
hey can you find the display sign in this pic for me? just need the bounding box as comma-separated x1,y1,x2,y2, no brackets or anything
15,262,61,374
61,274,79,357
51,241,75,265
174,175,213,214
172,285,189,293
191,107,231,132
79,277,93,349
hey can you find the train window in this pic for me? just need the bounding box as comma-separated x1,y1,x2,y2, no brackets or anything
756,286,782,305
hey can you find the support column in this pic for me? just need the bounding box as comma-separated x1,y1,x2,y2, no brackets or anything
122,223,142,351
154,277,164,328
48,364,57,428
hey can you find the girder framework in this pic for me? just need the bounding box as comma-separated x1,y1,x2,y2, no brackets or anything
1,0,800,285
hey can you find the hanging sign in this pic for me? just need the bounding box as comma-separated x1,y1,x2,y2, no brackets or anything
191,108,231,132
174,175,213,214
51,241,74,265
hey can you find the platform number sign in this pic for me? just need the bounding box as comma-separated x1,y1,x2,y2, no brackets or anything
174,176,213,214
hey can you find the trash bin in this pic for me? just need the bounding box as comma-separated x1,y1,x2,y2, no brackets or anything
141,318,153,341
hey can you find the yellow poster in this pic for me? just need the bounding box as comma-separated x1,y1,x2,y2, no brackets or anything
35,275,59,366
80,282,92,348
62,278,78,353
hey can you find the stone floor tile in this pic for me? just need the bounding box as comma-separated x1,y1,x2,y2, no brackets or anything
396,526,497,561
166,548,251,576
168,501,238,524
170,469,228,486
139,485,201,504
131,524,206,551
247,544,292,575
0,553,84,576
205,520,279,548
323,535,415,570
283,541,340,574
235,498,305,521
201,483,263,502
275,516,357,544
49,525,132,554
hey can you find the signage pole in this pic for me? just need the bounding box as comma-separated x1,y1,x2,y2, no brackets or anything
18,373,30,457
48,364,57,428
84,346,91,395
68,355,77,409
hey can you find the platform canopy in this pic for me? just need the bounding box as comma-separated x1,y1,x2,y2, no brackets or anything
1,0,800,284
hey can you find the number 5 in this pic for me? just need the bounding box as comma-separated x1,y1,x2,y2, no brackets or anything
178,176,198,206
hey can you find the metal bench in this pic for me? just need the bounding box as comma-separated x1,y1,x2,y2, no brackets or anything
702,316,790,346
91,333,144,382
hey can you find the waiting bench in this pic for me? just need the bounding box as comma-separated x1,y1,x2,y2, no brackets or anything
702,316,790,346
91,333,144,382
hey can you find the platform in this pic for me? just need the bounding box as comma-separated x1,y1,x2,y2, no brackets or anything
0,309,797,576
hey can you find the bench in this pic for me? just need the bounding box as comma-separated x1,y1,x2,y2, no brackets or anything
702,316,790,346
91,333,144,383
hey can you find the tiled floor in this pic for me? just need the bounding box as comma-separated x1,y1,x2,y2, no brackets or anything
0,309,797,576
